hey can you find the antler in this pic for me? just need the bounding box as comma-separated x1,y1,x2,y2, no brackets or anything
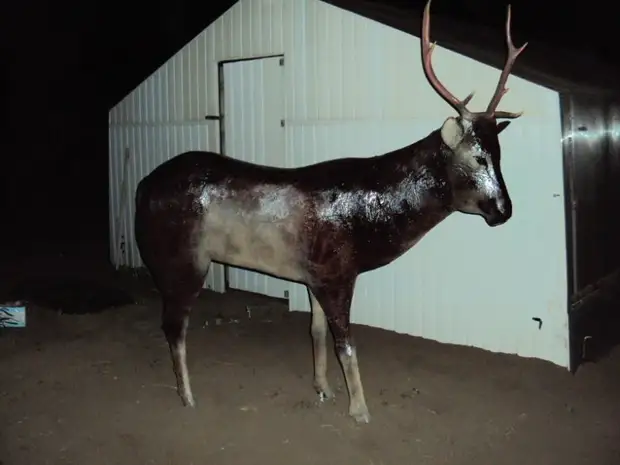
484,5,528,118
421,0,475,119
421,0,528,120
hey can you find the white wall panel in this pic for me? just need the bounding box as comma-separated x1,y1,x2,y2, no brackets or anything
109,0,568,368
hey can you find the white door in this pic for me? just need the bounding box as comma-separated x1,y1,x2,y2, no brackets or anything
222,56,290,300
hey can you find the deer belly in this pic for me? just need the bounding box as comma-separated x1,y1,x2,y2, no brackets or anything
194,211,305,282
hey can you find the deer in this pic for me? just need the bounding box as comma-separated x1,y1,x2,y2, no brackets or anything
133,0,527,424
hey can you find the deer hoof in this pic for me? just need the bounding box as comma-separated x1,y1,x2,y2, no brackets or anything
180,392,195,408
314,380,335,402
317,388,335,402
350,406,371,424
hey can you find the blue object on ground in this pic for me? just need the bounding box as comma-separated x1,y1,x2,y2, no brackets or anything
0,305,26,328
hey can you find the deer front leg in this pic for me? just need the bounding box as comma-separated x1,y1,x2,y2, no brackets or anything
337,340,368,423
309,291,334,401
311,280,370,424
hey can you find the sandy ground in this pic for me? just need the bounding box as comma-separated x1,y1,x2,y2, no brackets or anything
1,251,620,465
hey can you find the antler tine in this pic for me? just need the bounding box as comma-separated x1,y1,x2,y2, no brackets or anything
485,4,528,118
422,0,474,118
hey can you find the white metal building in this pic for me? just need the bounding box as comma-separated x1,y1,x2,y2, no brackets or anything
109,0,573,369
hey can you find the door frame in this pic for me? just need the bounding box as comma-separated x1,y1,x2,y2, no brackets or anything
216,54,285,291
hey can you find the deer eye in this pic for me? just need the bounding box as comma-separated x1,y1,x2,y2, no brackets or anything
475,156,488,167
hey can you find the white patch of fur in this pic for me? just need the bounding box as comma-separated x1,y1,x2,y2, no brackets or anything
192,186,306,281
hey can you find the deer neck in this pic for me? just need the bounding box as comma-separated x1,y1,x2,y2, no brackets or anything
344,132,454,273
388,129,454,214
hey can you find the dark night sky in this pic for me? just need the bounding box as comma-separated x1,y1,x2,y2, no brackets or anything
1,0,618,249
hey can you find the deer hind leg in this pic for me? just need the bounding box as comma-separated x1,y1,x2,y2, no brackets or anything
309,290,334,401
156,260,210,408
310,280,370,424
162,298,196,407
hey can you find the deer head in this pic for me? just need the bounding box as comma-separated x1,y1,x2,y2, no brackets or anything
422,0,527,226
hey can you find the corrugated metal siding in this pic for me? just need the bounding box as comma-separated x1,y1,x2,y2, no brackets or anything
109,0,568,368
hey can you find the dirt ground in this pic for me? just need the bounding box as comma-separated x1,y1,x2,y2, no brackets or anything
1,250,620,465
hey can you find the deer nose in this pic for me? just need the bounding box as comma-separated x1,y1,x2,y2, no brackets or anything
495,195,512,219
481,196,512,226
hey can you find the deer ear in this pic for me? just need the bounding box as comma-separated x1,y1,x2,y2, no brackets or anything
496,121,511,134
440,117,464,150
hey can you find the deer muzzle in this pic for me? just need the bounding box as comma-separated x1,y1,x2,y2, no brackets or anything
479,195,512,227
